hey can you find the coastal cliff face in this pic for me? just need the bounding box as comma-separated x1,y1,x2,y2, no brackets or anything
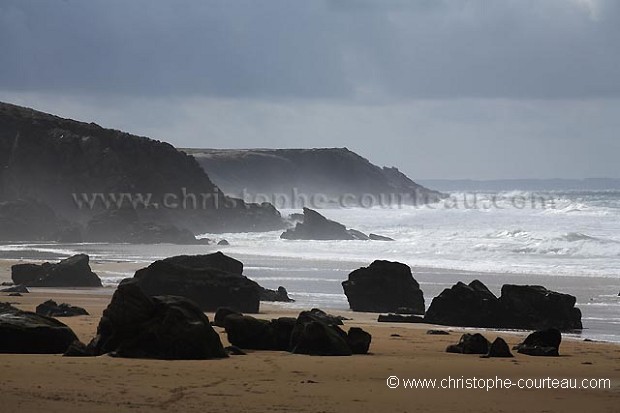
0,102,283,239
186,148,445,207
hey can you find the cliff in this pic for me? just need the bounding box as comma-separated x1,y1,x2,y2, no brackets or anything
0,102,283,241
185,148,445,207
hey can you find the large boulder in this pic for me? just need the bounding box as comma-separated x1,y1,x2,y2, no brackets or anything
514,328,562,357
446,333,490,355
86,279,227,359
483,337,514,358
290,310,352,356
11,254,102,287
0,302,79,353
36,300,89,317
424,280,503,327
223,314,296,351
500,285,582,331
280,208,361,240
132,252,260,313
423,280,582,331
342,260,425,314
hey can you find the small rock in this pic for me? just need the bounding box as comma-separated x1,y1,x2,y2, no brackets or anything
446,333,490,355
426,330,450,335
482,337,513,358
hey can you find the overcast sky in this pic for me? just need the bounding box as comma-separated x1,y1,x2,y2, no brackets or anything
1,0,619,179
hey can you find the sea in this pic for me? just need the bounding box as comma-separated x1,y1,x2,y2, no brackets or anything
1,190,619,342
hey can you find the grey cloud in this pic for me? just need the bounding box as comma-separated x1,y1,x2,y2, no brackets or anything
1,0,619,100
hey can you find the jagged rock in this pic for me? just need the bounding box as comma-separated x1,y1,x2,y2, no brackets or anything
11,254,102,287
260,286,295,302
131,252,260,313
446,333,490,355
378,314,425,323
1,284,29,293
514,328,561,357
86,279,227,359
0,302,79,354
281,208,362,240
500,285,582,331
483,337,513,358
217,239,230,246
369,233,395,241
213,307,242,328
425,280,502,328
290,310,352,356
347,327,372,354
36,300,89,317
342,260,425,314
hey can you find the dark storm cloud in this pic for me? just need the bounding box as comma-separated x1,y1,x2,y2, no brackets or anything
1,0,619,100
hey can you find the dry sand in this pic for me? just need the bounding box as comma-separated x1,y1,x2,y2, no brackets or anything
1,260,619,413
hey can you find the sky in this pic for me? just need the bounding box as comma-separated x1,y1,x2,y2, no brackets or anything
1,0,619,180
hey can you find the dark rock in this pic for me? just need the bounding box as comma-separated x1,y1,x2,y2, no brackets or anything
425,280,502,328
0,302,79,354
281,208,362,240
483,337,513,358
424,280,582,332
8,292,22,296
290,311,352,356
426,330,450,335
342,260,425,314
514,328,561,357
305,308,346,325
85,209,198,244
87,279,227,359
446,333,490,355
1,284,29,293
217,239,230,246
36,299,89,317
132,252,260,313
347,327,372,354
225,345,246,355
63,340,93,357
11,254,102,287
260,286,295,302
0,199,63,242
223,314,296,351
378,314,425,323
223,314,278,350
499,285,582,331
369,233,395,241
213,307,242,328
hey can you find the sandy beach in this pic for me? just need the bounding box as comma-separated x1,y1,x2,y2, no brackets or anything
1,260,619,413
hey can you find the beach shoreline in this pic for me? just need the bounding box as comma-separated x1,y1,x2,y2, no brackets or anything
1,287,619,413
